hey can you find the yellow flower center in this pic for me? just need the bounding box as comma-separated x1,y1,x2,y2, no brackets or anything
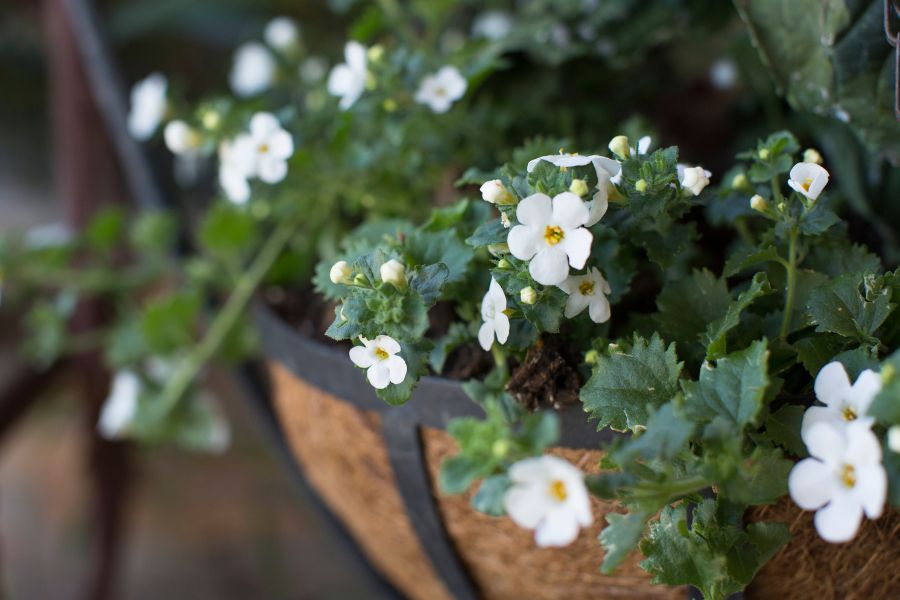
801,177,812,192
842,406,857,421
544,225,565,246
258,143,270,154
502,308,514,317
579,281,595,296
840,464,857,488
434,86,447,97
549,479,568,501
374,347,389,360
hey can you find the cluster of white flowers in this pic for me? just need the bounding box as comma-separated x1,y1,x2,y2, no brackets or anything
218,112,295,204
789,361,887,543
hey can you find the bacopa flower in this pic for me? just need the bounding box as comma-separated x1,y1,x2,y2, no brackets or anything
678,164,712,196
164,120,201,156
327,41,368,110
507,192,593,286
128,73,167,140
242,112,295,183
558,267,612,323
789,421,886,543
478,278,510,351
380,259,407,288
98,370,140,439
349,335,407,389
788,162,829,201
525,153,620,226
801,361,882,442
503,455,593,547
264,17,300,53
330,260,352,285
230,42,276,98
472,11,513,40
414,66,467,114
218,139,252,204
480,179,515,205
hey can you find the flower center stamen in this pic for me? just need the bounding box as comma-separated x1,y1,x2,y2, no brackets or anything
549,479,568,501
842,406,858,421
579,281,595,296
801,177,812,192
544,225,565,246
258,143,270,154
374,347,389,360
840,464,857,488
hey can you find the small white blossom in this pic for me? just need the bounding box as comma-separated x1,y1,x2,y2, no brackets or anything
507,192,593,286
98,371,140,439
504,455,593,547
327,41,368,110
789,421,886,543
163,120,201,155
380,259,407,288
264,17,300,53
330,260,352,284
802,362,882,442
788,162,829,201
558,267,611,323
525,153,620,226
478,278,510,351
472,11,513,40
230,42,276,98
480,179,514,205
218,139,252,204
349,335,407,389
217,113,293,203
128,73,167,140
415,66,467,114
678,165,712,196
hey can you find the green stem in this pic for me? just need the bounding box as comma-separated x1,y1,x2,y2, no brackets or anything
157,219,298,413
632,475,711,503
491,345,508,379
779,226,799,339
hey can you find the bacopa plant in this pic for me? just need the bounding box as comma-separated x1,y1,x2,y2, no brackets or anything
319,130,900,599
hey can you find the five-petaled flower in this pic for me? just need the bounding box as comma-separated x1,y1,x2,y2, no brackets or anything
414,66,468,114
504,455,593,547
507,192,593,286
558,267,612,323
349,335,408,389
218,112,294,204
327,41,368,110
230,42,276,98
526,153,619,226
801,361,881,442
789,421,886,543
478,278,510,351
788,162,829,201
128,73,167,141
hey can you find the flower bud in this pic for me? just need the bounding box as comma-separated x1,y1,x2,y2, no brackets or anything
201,109,221,130
353,273,368,286
492,439,511,459
520,286,537,305
488,243,509,257
680,166,710,196
634,179,648,193
329,260,352,285
731,173,750,192
367,45,385,62
497,258,511,269
608,135,630,159
777,202,786,212
889,425,900,454
382,98,398,112
803,148,823,165
379,259,407,288
750,194,768,213
569,178,589,197
585,349,600,365
480,179,515,205
758,148,770,160
883,363,897,384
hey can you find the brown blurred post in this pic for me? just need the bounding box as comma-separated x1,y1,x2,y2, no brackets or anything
44,1,131,598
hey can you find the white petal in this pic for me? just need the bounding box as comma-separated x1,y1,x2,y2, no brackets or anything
557,274,579,295
494,313,510,345
588,295,611,323
591,156,621,179
487,278,506,309
564,293,590,318
552,192,590,230
852,464,886,519
366,363,391,389
636,136,651,155
561,227,592,270
508,456,554,482
250,112,281,139
349,345,375,368
327,64,355,96
814,491,863,543
815,362,852,408
386,355,407,385
345,41,367,72
267,130,294,159
801,405,844,448
565,481,593,527
585,188,609,227
541,154,594,168
504,484,550,529
478,321,495,351
516,193,553,227
788,458,833,510
844,422,882,466
374,335,401,355
529,246,569,286
852,370,883,416
257,157,288,184
534,509,580,547
805,421,847,465
507,225,539,260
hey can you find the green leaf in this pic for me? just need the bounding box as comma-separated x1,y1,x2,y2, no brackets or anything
723,245,782,277
807,274,894,344
199,203,258,258
868,350,900,425
471,475,510,516
83,207,125,252
704,273,773,360
408,263,450,305
792,333,846,377
440,455,483,494
765,404,807,457
131,211,177,254
405,229,474,285
139,292,201,354
614,402,694,464
466,219,508,247
600,511,650,574
656,269,731,347
581,334,683,432
716,446,792,505
798,202,840,236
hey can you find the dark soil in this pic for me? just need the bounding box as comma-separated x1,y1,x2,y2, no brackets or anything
505,335,583,410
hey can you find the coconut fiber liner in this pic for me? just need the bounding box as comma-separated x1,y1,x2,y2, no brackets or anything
269,361,682,599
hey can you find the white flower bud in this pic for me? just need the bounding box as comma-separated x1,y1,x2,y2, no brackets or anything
500,212,511,228
520,286,537,305
889,426,900,454
803,148,823,165
750,194,768,212
480,179,515,205
731,173,749,191
608,135,630,159
680,166,711,196
380,259,407,288
164,120,201,155
329,260,352,285
569,178,589,197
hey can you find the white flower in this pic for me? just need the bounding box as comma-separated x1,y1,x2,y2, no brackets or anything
264,17,300,53
349,335,407,389
558,267,611,323
97,371,140,439
678,164,712,196
507,192,593,286
128,73,167,140
801,362,882,442
503,455,593,547
244,112,294,183
472,11,513,40
788,162,829,201
525,153,620,226
230,42,276,98
789,421,886,543
218,139,252,204
478,278,510,351
414,66,467,114
480,179,514,205
164,120,201,156
328,41,368,110
330,260,352,284
380,259,407,288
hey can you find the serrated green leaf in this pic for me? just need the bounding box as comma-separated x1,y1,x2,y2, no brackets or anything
405,229,473,284
723,245,783,277
704,273,773,360
600,511,650,574
792,333,847,377
765,404,807,457
614,402,694,464
471,475,510,516
807,274,894,344
656,269,731,347
466,219,508,247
